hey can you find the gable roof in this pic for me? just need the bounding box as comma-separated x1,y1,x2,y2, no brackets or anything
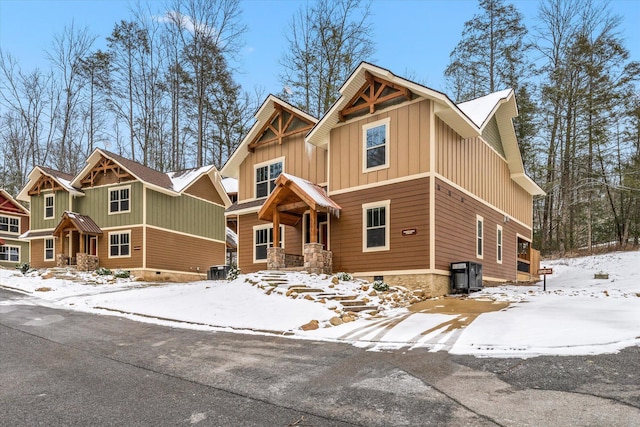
17,165,84,202
53,211,103,236
307,62,480,147
457,88,514,130
0,189,29,215
70,148,231,206
221,95,318,178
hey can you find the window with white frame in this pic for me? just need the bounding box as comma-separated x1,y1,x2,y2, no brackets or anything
363,200,390,252
255,160,283,199
253,224,284,262
109,231,130,257
496,225,503,264
0,215,19,234
44,194,54,219
0,245,20,262
44,238,55,261
109,186,130,214
476,215,484,259
363,118,390,171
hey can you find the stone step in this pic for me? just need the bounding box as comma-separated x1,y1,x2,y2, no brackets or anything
339,300,368,306
287,286,325,293
343,305,379,313
326,295,358,301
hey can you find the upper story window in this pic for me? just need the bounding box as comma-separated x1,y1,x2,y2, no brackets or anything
476,215,484,259
362,200,390,252
109,186,130,214
44,194,55,219
255,159,283,199
363,118,390,172
0,215,19,234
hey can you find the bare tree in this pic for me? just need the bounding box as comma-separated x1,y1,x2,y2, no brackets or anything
279,0,375,118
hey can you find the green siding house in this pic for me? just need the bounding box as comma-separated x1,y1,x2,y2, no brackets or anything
18,149,230,281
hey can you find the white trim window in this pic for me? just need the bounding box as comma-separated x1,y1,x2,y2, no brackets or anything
109,231,131,258
363,200,390,252
44,238,55,261
496,224,503,264
0,215,19,234
476,215,484,259
109,186,131,214
0,245,20,262
253,224,284,262
255,158,283,199
363,118,390,172
44,194,55,219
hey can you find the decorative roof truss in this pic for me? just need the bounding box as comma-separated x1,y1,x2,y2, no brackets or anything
27,174,64,196
248,104,315,152
339,72,412,121
0,197,25,214
80,155,134,187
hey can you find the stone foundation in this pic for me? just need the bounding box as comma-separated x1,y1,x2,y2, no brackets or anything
356,273,451,298
56,254,69,267
304,243,332,275
76,253,99,272
267,247,286,270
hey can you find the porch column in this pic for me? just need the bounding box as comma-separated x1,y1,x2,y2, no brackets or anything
310,207,318,244
79,232,86,253
273,209,280,247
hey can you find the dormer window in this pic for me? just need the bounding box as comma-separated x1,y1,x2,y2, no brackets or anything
255,159,283,199
109,186,130,214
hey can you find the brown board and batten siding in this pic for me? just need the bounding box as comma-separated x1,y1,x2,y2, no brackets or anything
97,226,144,270
30,239,57,268
237,133,327,202
145,227,225,273
184,175,225,205
330,178,430,273
434,179,530,281
329,99,431,192
237,213,303,274
435,117,532,227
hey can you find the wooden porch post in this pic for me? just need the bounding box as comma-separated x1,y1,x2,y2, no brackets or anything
273,209,280,247
58,231,65,255
79,232,85,253
310,207,318,244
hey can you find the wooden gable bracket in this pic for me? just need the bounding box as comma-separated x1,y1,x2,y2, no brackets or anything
80,155,134,187
248,104,315,152
339,71,412,121
27,174,64,196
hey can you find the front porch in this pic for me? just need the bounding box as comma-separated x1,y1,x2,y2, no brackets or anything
53,211,102,272
258,173,341,274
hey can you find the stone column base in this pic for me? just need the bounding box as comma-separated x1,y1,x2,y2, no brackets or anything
267,247,286,270
76,253,99,272
304,243,332,275
56,254,69,267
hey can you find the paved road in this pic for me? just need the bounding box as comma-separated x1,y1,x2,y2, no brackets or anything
1,288,639,426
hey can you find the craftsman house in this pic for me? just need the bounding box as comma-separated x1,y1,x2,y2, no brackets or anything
0,189,30,268
223,62,543,296
18,149,230,281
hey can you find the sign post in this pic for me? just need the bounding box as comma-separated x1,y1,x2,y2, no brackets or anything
537,267,553,291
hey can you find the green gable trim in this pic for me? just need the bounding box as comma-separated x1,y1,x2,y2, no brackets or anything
481,116,505,158
146,189,226,241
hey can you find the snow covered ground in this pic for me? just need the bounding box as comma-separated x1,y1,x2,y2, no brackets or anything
1,251,639,358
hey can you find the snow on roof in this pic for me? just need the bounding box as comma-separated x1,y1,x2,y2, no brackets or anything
457,88,513,128
226,227,237,248
222,177,238,194
280,173,341,215
166,165,213,192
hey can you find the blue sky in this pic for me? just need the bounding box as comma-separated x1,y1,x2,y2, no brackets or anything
1,0,639,96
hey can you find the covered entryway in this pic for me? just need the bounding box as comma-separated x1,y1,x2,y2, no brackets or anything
53,211,103,271
257,173,341,274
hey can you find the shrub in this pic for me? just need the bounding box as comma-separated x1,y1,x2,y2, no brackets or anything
16,262,30,275
227,263,240,280
373,280,389,292
95,267,112,276
334,272,353,281
114,270,130,279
